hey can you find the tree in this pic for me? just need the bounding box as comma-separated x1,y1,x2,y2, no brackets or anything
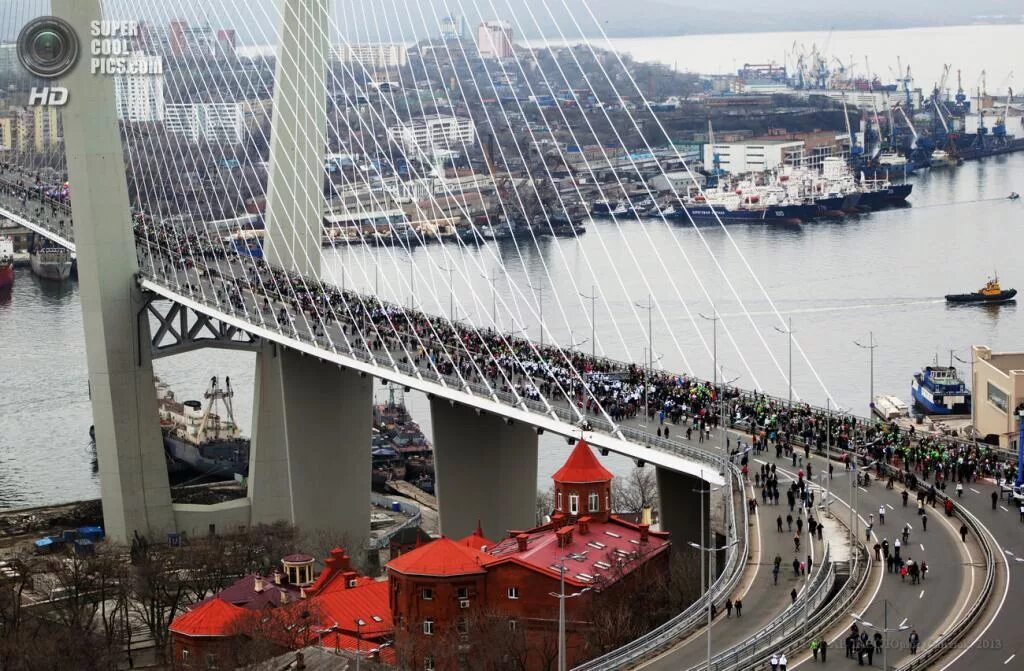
613,467,658,515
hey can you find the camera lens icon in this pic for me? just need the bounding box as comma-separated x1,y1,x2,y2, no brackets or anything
17,17,79,79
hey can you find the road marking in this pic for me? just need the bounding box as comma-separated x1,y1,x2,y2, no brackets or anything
887,504,895,510
1001,505,1009,512
919,589,925,599
858,486,867,492
899,617,908,627
1005,654,1016,665
1016,558,1024,563
1006,550,1015,556
970,488,981,494
920,544,925,552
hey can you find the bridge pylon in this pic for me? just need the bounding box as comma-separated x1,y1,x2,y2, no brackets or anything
54,0,174,543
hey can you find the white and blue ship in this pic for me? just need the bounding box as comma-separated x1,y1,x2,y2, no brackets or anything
911,365,972,415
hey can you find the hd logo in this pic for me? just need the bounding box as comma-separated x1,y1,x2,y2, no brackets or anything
17,16,80,107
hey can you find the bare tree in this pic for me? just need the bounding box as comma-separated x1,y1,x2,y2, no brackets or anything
613,467,658,515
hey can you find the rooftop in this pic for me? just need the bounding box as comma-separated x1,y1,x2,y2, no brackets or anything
551,439,614,484
170,597,251,638
387,536,488,577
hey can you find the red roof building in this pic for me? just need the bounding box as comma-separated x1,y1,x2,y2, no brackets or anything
169,547,392,671
387,440,671,671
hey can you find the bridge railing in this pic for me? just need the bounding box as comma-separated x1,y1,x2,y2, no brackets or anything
571,462,748,671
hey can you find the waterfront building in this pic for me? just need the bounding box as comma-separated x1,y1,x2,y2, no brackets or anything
335,43,407,71
702,139,805,174
972,346,1024,449
388,440,671,671
390,114,476,160
169,548,395,670
114,54,165,122
477,21,514,59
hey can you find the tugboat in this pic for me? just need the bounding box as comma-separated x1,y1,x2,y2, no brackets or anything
945,277,1017,304
156,376,250,478
911,365,972,415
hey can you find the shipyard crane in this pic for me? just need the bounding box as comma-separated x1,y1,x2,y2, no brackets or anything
895,104,920,149
870,98,884,158
843,100,862,157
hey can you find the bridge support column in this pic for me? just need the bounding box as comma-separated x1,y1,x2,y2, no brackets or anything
55,0,174,543
248,344,372,546
430,401,538,540
263,0,328,277
656,468,710,551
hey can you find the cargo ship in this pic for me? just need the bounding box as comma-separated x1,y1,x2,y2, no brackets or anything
156,376,250,479
372,388,434,493
911,365,972,415
0,237,13,289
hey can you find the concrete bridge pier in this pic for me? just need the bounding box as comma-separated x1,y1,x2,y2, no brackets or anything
248,344,373,545
430,400,539,540
656,467,712,551
55,0,174,543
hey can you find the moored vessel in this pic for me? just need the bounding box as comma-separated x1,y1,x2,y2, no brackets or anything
156,376,250,479
0,237,13,289
911,365,972,415
29,245,72,281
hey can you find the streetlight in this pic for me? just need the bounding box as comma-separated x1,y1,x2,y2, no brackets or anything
397,255,415,309
699,309,719,392
635,295,655,406
550,556,593,671
692,470,722,600
355,618,365,671
434,261,454,319
579,285,598,359
773,316,795,407
854,600,909,671
719,368,741,452
854,331,878,413
689,539,738,671
480,267,501,328
640,348,664,423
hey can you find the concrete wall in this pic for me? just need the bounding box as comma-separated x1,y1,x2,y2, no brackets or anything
655,467,709,552
173,499,252,539
430,400,538,539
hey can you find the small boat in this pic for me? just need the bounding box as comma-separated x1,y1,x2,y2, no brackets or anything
945,277,1017,304
1009,192,1020,200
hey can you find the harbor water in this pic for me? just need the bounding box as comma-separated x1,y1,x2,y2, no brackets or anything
2,34,1024,509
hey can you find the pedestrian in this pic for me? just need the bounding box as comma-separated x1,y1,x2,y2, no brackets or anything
960,523,968,543
865,523,872,542
873,541,881,560
787,513,793,531
992,490,999,510
779,652,788,671
770,653,779,671
900,563,908,581
793,557,800,577
734,599,742,617
817,524,823,541
794,534,801,552
921,513,928,532
772,562,780,585
807,553,813,574
791,588,797,604
1020,503,1024,522
725,598,733,617
777,515,783,533
956,482,964,498
811,639,819,661
920,560,927,581
819,637,828,662
909,629,920,654
902,489,909,506
845,635,854,658
879,505,886,525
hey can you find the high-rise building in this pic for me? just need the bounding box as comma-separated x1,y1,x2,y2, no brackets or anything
32,105,61,151
476,21,514,59
215,30,237,59
389,114,476,159
440,15,466,40
169,21,216,59
114,54,165,122
164,102,245,144
0,43,19,75
136,21,171,57
334,43,407,71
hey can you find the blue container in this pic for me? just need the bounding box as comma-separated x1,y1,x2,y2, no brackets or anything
390,501,401,512
76,526,105,541
33,537,53,553
61,529,77,542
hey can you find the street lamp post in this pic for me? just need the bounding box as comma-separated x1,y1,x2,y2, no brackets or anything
579,285,598,359
855,600,909,671
692,470,722,598
355,619,364,671
720,369,741,452
550,556,592,671
434,261,455,320
774,316,795,407
689,540,738,671
699,309,719,392
854,331,878,412
635,295,655,418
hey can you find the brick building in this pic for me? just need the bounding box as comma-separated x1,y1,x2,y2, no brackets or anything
388,439,671,670
169,548,395,670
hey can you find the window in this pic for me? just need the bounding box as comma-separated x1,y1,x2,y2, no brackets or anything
182,649,190,663
421,588,433,601
589,492,599,512
507,586,519,599
457,586,469,599
205,653,218,670
509,618,518,632
424,657,435,670
988,382,1009,413
557,491,563,510
569,494,579,515
457,617,469,634
423,619,434,635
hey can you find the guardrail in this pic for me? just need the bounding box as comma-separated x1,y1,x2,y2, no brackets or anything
573,462,748,671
